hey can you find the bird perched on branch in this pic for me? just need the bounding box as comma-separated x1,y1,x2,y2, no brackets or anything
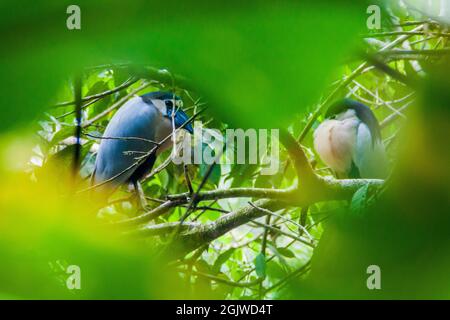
92,91,193,207
313,99,388,179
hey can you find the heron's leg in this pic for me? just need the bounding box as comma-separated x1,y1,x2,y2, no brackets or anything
132,180,148,210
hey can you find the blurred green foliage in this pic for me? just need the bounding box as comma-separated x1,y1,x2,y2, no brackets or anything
0,0,366,130
0,0,449,300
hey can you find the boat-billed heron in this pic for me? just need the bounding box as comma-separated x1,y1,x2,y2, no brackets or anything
313,99,388,179
92,91,193,207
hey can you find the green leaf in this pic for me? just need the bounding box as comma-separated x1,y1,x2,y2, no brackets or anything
266,243,288,266
350,184,370,216
212,248,235,274
254,174,272,188
50,126,75,146
199,163,221,186
195,260,211,274
254,253,266,278
228,164,259,188
86,81,111,115
277,247,295,258
266,261,288,279
0,1,364,133
199,143,221,186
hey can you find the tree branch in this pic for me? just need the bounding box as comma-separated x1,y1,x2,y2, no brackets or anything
123,176,383,255
54,77,139,108
279,129,319,186
113,124,384,256
166,187,295,203
82,81,152,128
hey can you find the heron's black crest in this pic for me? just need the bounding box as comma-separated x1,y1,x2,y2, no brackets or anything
141,91,181,102
326,99,382,144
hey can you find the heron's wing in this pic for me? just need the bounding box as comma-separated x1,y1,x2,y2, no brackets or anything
93,97,160,190
352,122,388,179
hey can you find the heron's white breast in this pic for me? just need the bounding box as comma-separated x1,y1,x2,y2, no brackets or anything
313,116,359,174
155,116,174,155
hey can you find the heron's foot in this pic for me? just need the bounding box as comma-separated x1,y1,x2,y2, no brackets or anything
136,192,149,211
132,181,149,211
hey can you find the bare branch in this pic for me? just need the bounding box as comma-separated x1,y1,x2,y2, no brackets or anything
184,165,194,195
54,77,139,108
84,132,160,145
177,269,263,288
122,176,384,254
279,129,319,185
82,81,152,128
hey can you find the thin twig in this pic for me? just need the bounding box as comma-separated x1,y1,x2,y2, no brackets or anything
84,132,160,145
54,77,139,107
177,269,263,288
184,165,194,195
72,75,82,179
54,77,139,108
264,261,311,294
82,81,153,128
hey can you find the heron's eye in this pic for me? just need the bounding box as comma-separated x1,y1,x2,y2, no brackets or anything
165,100,174,108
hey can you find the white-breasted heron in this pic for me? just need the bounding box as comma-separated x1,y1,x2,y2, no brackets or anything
313,99,388,179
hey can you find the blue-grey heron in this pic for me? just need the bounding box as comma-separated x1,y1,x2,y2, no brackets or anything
92,91,193,207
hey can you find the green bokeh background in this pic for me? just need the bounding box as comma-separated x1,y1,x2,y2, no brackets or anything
0,0,449,299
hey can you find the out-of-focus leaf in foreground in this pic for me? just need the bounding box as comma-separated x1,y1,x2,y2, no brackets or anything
284,62,450,299
0,144,187,299
0,0,365,131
